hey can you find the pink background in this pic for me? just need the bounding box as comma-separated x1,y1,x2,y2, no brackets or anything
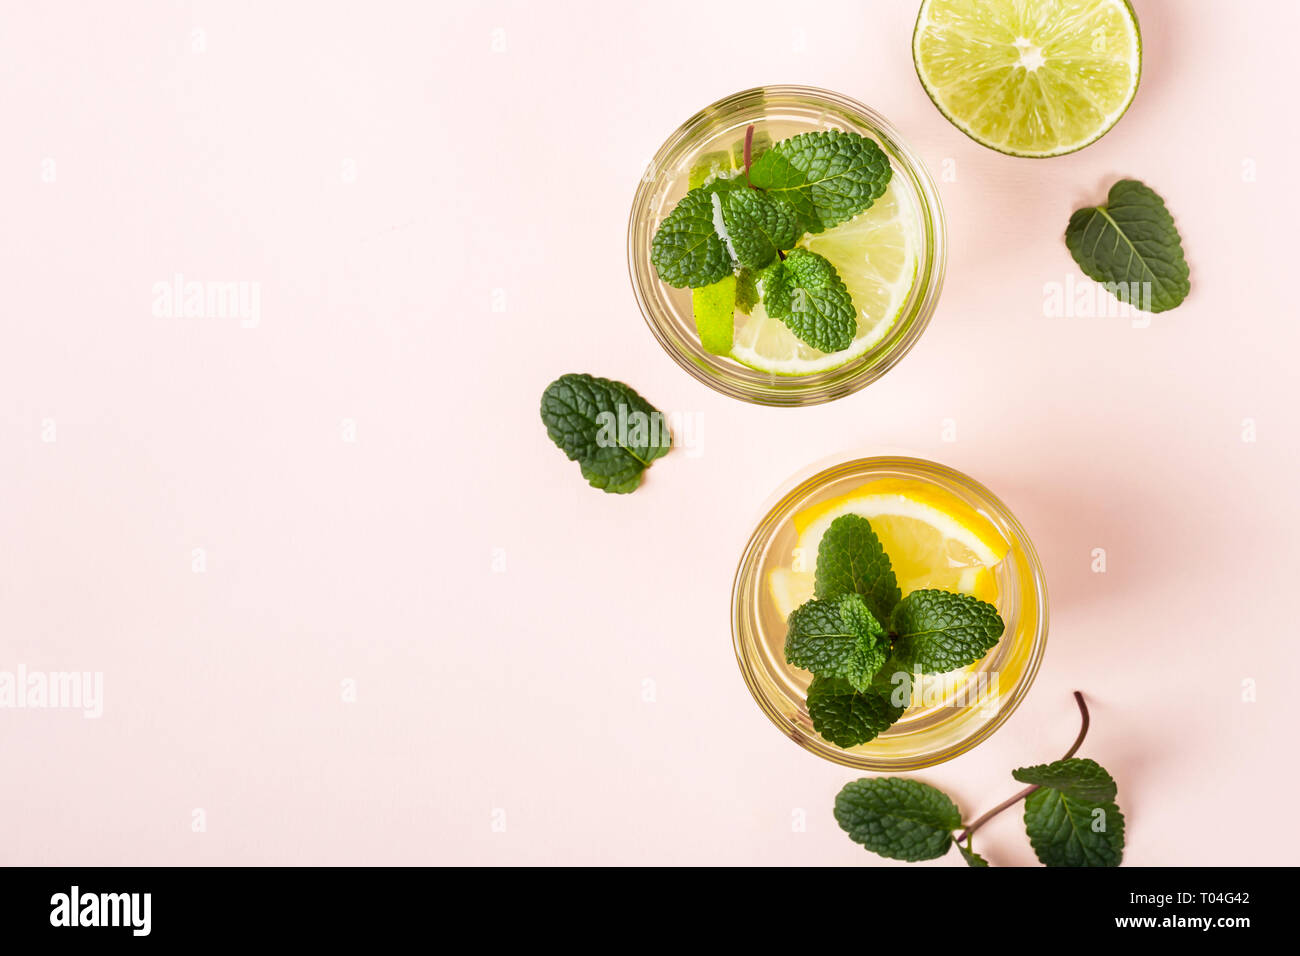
2,0,1297,866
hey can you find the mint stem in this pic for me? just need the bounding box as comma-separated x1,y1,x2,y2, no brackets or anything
957,785,1036,847
1059,690,1090,761
957,692,1089,844
742,123,780,259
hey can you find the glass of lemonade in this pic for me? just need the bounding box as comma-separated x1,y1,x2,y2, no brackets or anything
628,86,946,406
732,457,1049,770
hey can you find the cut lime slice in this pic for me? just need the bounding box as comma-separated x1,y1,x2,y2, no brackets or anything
730,183,917,376
913,0,1141,157
692,275,736,355
688,150,734,189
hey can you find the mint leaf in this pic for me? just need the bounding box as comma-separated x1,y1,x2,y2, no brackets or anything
1020,759,1125,867
890,589,1004,673
814,514,900,623
719,188,798,269
748,130,891,234
829,693,1125,869
763,249,857,352
734,267,760,314
539,373,671,494
1013,758,1118,804
784,594,888,691
650,184,734,288
1065,179,1190,313
834,778,961,862
807,670,909,747
959,839,989,867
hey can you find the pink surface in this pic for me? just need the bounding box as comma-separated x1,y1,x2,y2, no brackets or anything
2,0,1297,866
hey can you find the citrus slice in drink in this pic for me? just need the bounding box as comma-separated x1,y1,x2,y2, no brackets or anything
730,183,918,375
688,150,734,189
767,481,1007,621
913,0,1141,157
767,567,816,624
686,153,741,353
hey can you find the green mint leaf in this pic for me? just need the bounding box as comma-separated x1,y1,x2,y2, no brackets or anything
784,594,888,691
763,249,857,352
958,839,989,867
650,183,735,289
890,589,1004,673
734,267,760,314
748,130,891,234
719,188,799,269
539,373,671,494
834,777,961,862
1020,760,1125,867
813,514,901,623
806,669,910,747
1064,179,1190,314
1012,757,1119,805
691,275,735,355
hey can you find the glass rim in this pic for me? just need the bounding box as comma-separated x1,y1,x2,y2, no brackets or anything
627,85,947,407
730,455,1051,771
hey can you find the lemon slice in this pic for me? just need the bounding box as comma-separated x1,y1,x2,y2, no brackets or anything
768,482,1007,620
768,567,816,622
730,183,918,375
913,0,1141,157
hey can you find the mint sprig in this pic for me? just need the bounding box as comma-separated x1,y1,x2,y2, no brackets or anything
762,248,858,353
783,513,1003,748
835,692,1127,867
539,373,671,494
748,130,892,234
785,593,888,691
650,127,891,352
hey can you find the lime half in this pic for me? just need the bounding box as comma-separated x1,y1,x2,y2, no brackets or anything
913,0,1141,158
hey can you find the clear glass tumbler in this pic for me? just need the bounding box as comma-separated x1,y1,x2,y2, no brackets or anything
628,86,946,406
731,456,1049,770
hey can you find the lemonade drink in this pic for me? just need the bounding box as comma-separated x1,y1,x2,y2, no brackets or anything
732,458,1048,770
628,87,946,406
